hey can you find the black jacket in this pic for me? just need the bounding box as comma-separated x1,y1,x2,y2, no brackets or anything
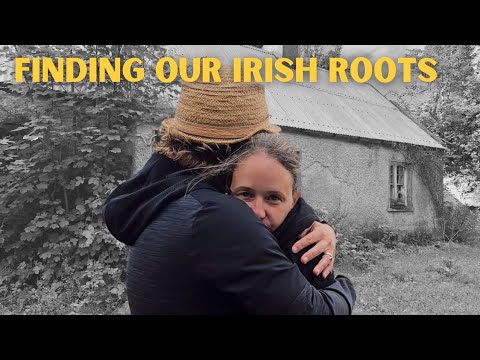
273,198,335,289
103,153,355,315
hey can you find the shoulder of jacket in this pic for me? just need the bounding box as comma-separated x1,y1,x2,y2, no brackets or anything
189,187,238,207
188,188,258,225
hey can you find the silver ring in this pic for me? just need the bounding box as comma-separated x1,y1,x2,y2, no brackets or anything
324,252,333,261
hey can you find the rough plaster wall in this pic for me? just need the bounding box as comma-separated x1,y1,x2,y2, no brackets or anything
131,122,157,175
130,107,175,175
282,130,439,234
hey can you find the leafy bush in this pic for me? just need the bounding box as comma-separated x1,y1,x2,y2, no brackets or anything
361,223,438,248
336,233,387,271
402,228,437,246
1,262,127,315
0,45,172,313
360,224,401,249
335,222,442,272
440,204,480,244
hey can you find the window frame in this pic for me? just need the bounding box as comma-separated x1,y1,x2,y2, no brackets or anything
388,161,413,212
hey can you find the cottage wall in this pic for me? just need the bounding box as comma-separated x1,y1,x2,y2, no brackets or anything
131,107,175,175
282,129,442,234
131,122,158,175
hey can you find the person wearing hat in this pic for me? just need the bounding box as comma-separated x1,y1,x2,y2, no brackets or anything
102,65,356,314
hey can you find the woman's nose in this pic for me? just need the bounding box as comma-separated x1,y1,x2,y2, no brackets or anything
251,198,266,219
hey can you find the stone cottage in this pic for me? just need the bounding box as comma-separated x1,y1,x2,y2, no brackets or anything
133,45,445,235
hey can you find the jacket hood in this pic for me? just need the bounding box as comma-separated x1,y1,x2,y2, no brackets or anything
102,152,215,246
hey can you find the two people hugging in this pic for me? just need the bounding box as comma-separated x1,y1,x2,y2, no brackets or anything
103,65,356,315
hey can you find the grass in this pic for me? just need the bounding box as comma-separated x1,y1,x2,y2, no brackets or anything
2,241,479,315
337,241,480,315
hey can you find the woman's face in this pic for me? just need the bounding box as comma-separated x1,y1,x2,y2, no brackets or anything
230,152,300,231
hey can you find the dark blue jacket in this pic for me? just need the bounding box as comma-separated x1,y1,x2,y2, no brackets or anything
103,153,356,315
272,198,335,289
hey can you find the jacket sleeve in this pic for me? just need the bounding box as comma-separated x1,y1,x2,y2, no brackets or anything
273,198,335,289
191,195,356,315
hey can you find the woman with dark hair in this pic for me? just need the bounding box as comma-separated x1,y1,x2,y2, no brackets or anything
102,66,355,314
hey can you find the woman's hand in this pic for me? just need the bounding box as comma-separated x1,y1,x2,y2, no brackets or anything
292,221,336,279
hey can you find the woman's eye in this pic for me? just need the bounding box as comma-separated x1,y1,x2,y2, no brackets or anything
266,195,282,203
236,191,253,199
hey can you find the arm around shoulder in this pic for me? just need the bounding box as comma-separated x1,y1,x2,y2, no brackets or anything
191,192,356,315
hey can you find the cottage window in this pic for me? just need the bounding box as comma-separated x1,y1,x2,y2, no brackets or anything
389,162,413,211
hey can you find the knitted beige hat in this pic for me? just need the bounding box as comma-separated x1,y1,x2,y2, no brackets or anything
160,64,281,144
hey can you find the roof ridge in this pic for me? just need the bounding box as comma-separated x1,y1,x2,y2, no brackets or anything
239,45,279,58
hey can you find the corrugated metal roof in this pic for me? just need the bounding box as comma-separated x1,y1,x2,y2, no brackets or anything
169,45,444,149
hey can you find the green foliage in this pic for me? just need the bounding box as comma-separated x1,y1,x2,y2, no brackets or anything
0,45,170,311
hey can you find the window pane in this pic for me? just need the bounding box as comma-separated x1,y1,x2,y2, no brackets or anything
389,163,408,208
397,185,405,203
397,166,404,185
